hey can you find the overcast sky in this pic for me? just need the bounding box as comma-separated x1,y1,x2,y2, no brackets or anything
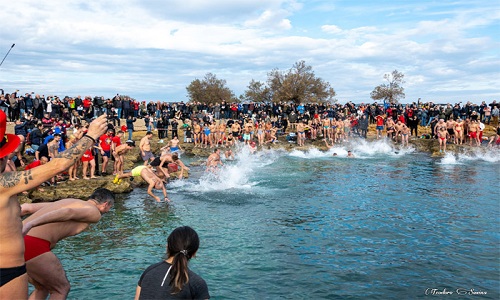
0,0,498,104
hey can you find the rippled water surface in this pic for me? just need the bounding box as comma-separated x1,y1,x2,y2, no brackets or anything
54,141,499,299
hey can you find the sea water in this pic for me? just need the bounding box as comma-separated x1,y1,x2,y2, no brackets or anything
54,140,499,299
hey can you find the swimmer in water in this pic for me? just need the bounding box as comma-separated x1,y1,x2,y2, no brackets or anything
206,148,223,172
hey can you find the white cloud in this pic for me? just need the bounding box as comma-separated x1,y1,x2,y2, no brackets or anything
0,0,498,103
321,25,342,34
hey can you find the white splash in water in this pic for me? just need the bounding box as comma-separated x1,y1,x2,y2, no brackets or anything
461,148,500,163
439,153,461,165
289,148,331,159
174,144,281,193
438,147,500,164
288,138,413,159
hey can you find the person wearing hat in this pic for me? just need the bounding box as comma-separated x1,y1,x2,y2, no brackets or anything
0,112,108,299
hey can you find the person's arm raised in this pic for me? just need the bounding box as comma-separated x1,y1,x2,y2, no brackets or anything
0,115,108,198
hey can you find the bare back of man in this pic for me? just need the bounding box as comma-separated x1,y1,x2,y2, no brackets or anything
21,191,113,299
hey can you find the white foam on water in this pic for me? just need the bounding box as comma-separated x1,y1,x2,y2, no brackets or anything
289,148,331,159
288,138,415,159
438,147,500,165
439,153,462,165
458,148,500,163
176,144,282,193
350,138,414,157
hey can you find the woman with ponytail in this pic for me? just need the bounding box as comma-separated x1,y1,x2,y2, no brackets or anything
134,226,210,299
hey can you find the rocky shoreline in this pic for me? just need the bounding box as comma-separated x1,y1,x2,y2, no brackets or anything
18,123,497,204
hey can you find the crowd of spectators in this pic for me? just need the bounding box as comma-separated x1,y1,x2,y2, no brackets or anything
1,88,498,158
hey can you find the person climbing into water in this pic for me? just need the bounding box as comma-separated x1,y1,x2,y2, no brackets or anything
114,165,169,202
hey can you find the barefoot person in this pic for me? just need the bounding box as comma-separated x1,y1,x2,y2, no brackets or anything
113,140,136,176
437,120,449,152
98,128,114,175
400,123,410,147
140,131,155,165
0,112,108,300
168,136,182,154
468,120,480,146
296,120,306,146
21,188,115,299
116,165,169,202
150,152,189,180
134,226,210,299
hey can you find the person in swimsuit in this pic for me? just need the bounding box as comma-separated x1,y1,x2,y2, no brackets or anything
218,122,227,146
488,125,500,147
203,123,211,148
206,148,223,172
140,131,155,165
150,152,189,180
265,127,278,144
209,122,217,147
112,140,136,177
446,119,456,144
296,120,306,146
322,117,331,140
115,165,169,202
21,188,114,299
386,118,396,140
226,132,234,147
111,130,124,175
230,121,241,141
454,119,464,145
468,120,480,147
193,121,202,148
393,120,403,143
0,113,108,300
168,136,182,154
401,123,410,147
224,149,234,160
242,123,252,144
437,122,449,152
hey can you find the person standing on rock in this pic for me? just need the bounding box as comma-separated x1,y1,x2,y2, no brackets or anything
98,128,114,176
0,112,108,300
140,131,155,165
113,140,136,176
21,188,115,299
